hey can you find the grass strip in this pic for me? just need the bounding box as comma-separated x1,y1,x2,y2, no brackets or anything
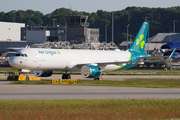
2,68,180,75
9,78,180,88
0,99,180,120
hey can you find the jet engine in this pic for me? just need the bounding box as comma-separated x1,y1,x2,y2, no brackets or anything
33,70,53,77
81,65,101,78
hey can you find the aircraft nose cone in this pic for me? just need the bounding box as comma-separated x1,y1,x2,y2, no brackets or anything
9,57,18,68
8,57,23,69
8,57,14,67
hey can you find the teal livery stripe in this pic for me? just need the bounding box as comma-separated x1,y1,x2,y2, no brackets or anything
113,52,133,71
113,22,149,71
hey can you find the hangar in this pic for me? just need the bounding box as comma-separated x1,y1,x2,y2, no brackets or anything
146,33,180,55
0,22,26,55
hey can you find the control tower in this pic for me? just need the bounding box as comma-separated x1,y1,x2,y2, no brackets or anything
66,16,89,27
65,16,99,44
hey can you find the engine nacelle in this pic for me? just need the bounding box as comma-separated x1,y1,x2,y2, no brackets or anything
33,70,53,77
81,65,101,78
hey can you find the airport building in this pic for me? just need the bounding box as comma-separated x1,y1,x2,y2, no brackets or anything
0,22,26,55
0,22,25,41
65,16,99,44
21,15,99,45
145,33,180,54
21,25,66,45
0,15,99,55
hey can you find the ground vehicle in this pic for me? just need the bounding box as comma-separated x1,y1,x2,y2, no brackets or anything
6,72,20,81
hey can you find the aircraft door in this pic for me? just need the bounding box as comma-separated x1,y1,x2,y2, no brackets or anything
32,50,38,63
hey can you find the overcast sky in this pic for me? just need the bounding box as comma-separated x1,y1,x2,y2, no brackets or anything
1,0,180,14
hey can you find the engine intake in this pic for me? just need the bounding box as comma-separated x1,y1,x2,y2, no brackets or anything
81,65,101,78
33,70,53,77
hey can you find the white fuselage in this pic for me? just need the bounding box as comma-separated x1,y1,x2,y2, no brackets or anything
9,48,131,72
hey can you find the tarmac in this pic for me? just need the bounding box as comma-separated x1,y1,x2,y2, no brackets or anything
0,73,180,100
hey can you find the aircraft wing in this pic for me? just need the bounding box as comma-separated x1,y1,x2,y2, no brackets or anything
76,48,177,68
96,59,167,66
76,59,167,70
140,47,177,61
140,56,169,60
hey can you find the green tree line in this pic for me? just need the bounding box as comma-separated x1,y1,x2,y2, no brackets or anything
0,6,180,45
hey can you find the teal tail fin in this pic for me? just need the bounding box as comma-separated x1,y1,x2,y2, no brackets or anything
169,47,177,59
129,22,149,53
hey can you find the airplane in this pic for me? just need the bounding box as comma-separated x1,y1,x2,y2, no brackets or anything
9,22,176,80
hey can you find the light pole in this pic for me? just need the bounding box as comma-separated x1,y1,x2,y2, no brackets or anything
142,17,150,22
63,25,67,42
45,25,48,42
171,20,178,33
127,24,130,50
147,24,150,54
112,12,116,43
26,25,29,46
105,24,108,49
129,35,132,41
52,19,57,26
143,17,150,54
45,25,48,30
129,35,132,49
170,32,172,43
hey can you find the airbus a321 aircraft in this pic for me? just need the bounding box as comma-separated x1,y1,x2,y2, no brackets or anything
9,22,175,80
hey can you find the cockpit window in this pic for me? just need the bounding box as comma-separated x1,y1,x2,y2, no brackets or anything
15,54,21,56
14,53,28,57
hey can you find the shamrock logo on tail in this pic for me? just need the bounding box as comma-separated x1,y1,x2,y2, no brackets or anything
135,34,145,50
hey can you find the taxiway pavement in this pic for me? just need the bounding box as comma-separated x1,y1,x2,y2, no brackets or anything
0,84,180,100
0,74,180,100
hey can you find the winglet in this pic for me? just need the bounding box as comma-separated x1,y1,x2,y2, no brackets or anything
169,47,177,59
26,45,28,48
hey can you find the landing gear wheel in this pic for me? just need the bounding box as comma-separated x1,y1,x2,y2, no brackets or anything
94,76,102,81
62,74,71,79
66,74,71,79
99,76,102,81
62,74,66,79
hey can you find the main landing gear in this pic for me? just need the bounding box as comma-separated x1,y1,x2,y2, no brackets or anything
62,71,71,79
94,75,102,81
